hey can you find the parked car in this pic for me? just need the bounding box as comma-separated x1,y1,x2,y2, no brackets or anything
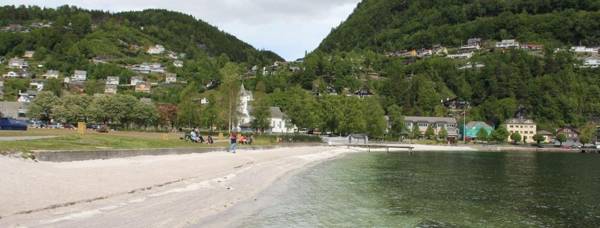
0,118,28,131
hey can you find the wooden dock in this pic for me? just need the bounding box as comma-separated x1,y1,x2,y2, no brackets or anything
341,144,415,153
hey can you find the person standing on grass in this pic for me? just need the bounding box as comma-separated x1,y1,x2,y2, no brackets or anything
229,131,238,153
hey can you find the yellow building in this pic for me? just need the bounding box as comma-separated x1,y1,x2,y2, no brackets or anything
505,118,537,143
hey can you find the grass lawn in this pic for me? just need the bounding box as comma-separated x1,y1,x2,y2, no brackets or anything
0,129,229,154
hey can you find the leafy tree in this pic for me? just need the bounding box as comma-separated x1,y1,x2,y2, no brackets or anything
44,79,63,97
364,97,386,138
52,94,92,124
491,126,510,144
411,124,421,139
251,96,271,133
132,102,159,128
387,104,405,138
579,123,597,145
510,132,522,145
533,134,546,146
438,126,448,141
425,125,435,140
28,91,59,122
556,133,567,146
476,128,489,142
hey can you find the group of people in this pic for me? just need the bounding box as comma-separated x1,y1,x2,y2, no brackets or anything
189,128,214,144
228,131,254,154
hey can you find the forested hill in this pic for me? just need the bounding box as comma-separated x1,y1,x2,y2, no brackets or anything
0,5,283,65
318,0,600,52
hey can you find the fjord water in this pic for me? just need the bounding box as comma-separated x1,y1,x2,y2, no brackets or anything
241,152,600,227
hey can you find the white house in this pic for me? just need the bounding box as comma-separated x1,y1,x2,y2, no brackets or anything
104,84,118,95
447,52,473,59
147,45,165,55
43,70,59,79
130,76,145,86
17,90,36,103
8,58,28,69
30,81,44,91
3,71,20,78
165,73,177,84
130,62,165,74
268,107,297,134
106,76,120,85
582,58,600,68
71,70,87,81
23,51,35,58
405,116,460,140
571,46,599,54
173,60,183,68
237,84,254,129
200,97,209,105
496,39,520,49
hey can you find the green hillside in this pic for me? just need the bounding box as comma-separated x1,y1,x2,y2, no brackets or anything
319,0,600,52
0,5,283,71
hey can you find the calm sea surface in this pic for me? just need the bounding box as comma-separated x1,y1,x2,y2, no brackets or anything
238,152,600,227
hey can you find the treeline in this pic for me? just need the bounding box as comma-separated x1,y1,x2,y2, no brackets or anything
319,0,600,52
28,92,160,129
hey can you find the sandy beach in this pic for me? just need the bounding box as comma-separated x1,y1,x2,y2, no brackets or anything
0,144,474,227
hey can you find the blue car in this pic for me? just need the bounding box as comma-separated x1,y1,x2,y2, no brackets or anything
0,118,28,131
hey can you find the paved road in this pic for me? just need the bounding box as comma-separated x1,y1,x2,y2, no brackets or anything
0,136,57,141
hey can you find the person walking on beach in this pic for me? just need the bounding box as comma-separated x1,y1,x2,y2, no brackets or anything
229,131,238,153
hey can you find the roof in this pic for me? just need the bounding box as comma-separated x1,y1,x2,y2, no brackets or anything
537,130,553,135
405,116,457,124
505,118,535,124
270,107,286,119
466,121,493,129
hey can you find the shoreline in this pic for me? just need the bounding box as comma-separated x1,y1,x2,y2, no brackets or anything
0,144,589,227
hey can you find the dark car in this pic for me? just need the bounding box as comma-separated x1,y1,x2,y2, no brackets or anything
0,118,28,131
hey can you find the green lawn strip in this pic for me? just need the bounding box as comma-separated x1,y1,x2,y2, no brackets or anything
0,134,226,154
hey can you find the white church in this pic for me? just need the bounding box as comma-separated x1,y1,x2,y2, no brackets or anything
237,84,297,134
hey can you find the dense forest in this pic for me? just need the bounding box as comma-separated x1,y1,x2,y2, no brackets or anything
319,0,600,52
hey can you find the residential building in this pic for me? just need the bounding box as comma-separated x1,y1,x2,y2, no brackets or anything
43,70,59,79
581,58,600,68
130,63,165,74
433,45,448,56
30,81,44,92
571,46,599,54
3,71,20,78
447,52,473,59
237,84,254,129
173,60,183,68
17,90,37,103
71,70,87,81
104,84,118,95
496,39,520,49
147,44,165,55
8,57,28,69
268,107,297,134
106,76,120,85
458,62,485,70
557,127,580,141
404,116,459,140
537,130,554,143
23,51,35,58
0,101,28,119
505,118,537,143
520,43,544,51
467,38,482,47
464,121,494,140
130,76,144,86
135,82,151,93
165,73,177,84
200,97,209,105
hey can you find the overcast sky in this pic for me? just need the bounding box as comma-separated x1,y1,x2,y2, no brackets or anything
2,0,361,60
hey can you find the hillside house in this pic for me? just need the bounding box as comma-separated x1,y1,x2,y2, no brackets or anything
447,52,473,59
147,45,165,55
557,127,580,141
104,84,118,95
43,70,59,79
30,81,44,91
165,73,177,84
135,82,151,93
173,60,183,68
405,116,459,140
71,70,87,81
441,97,469,110
458,62,485,70
22,51,35,59
433,45,448,56
3,71,20,78
106,76,120,85
581,58,600,68
17,90,37,103
130,63,165,74
467,38,482,47
496,39,520,49
130,76,145,86
8,58,28,69
571,46,599,54
505,118,537,143
520,43,544,51
268,107,297,134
